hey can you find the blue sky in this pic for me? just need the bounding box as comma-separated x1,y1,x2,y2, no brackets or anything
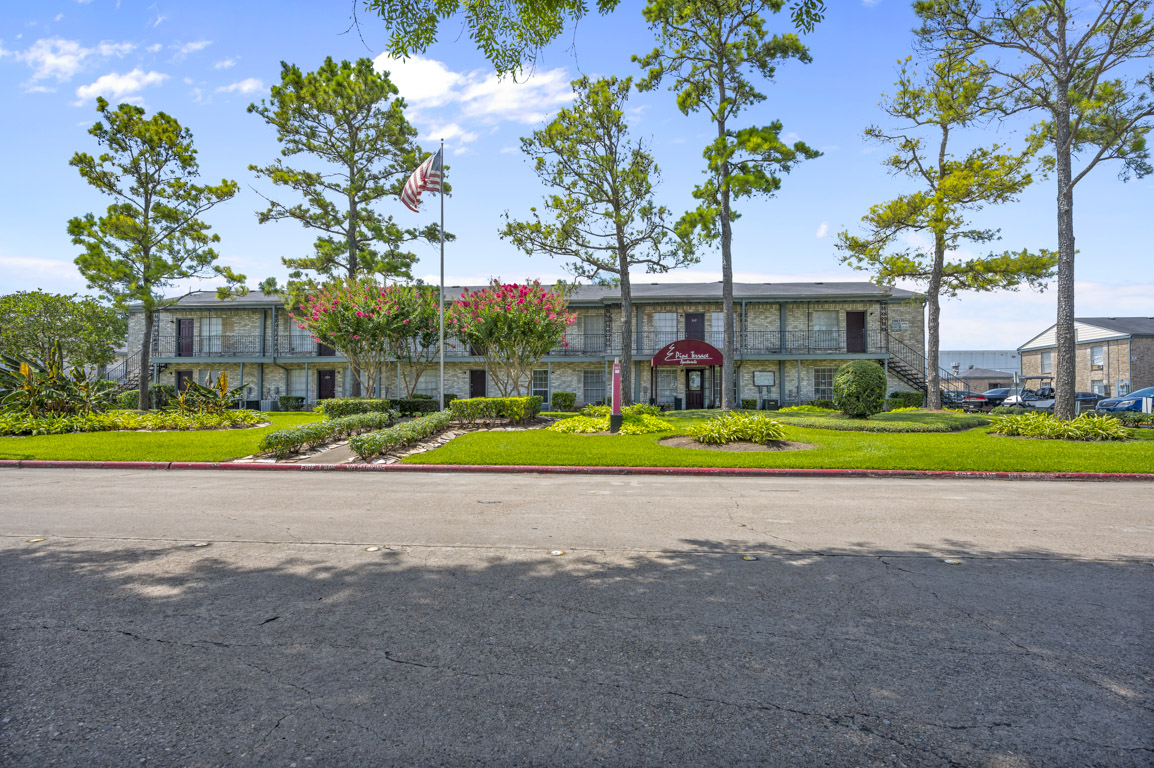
1,0,1150,349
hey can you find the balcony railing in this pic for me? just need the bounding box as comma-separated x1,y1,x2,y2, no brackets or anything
152,333,264,358
150,329,886,359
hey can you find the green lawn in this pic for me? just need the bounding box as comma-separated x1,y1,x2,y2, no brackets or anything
404,412,1154,474
0,412,322,462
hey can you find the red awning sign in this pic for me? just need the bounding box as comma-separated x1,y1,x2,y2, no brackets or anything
651,339,723,367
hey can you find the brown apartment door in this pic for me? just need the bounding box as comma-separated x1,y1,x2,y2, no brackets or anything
317,370,336,400
686,369,704,409
176,318,194,357
470,369,486,398
175,370,194,392
685,313,704,341
846,311,866,353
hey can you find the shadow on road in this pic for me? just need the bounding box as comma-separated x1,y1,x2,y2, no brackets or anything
2,537,1151,766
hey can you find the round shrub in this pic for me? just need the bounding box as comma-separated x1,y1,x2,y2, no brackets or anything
833,360,886,419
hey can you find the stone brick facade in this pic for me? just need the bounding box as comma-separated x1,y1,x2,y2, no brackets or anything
128,285,927,408
1021,337,1151,396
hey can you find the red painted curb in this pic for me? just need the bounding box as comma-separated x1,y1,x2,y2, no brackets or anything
0,459,1150,481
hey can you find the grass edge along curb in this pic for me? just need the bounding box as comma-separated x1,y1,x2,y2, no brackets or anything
260,409,400,458
349,410,454,460
2,458,1152,481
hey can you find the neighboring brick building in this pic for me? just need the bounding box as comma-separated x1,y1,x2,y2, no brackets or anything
954,366,1014,393
124,282,928,409
1018,317,1154,396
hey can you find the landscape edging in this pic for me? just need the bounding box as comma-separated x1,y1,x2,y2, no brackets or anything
0,459,1150,481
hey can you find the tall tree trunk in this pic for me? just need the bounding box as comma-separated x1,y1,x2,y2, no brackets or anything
1053,95,1076,419
138,308,154,411
619,255,633,407
718,106,735,411
347,181,363,397
926,240,944,411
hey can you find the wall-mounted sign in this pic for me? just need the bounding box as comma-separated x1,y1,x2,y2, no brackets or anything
753,371,776,387
651,339,723,367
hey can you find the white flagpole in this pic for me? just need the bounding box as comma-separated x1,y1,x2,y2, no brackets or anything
438,139,445,410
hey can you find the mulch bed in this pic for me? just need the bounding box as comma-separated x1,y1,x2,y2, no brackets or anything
659,436,815,452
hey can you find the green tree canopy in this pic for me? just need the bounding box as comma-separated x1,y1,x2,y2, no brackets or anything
68,97,243,410
916,0,1154,418
635,0,820,409
0,291,125,368
501,75,698,404
837,51,1057,409
361,0,826,74
248,57,450,287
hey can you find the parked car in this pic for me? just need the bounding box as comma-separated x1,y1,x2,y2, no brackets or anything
941,389,981,406
1096,386,1154,413
975,388,1021,409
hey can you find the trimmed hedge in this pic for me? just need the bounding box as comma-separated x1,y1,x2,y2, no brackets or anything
450,396,543,425
259,409,400,459
551,391,576,411
0,409,262,436
394,397,442,417
278,395,305,411
833,361,886,418
741,398,758,410
315,398,393,418
809,399,836,410
349,410,454,460
114,384,176,410
886,391,924,410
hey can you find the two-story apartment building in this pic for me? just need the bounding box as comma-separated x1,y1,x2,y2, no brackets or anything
125,282,928,408
1018,317,1154,396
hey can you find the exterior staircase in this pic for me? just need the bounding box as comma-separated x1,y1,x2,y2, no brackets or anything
104,352,142,392
883,333,967,396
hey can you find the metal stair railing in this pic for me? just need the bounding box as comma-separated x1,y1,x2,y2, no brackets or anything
884,334,968,394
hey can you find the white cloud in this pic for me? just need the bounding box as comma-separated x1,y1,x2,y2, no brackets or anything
174,40,212,56
152,14,166,28
54,13,64,22
0,252,87,291
862,0,883,7
1,37,135,87
146,43,163,53
499,146,519,154
375,53,574,131
422,122,479,146
215,77,263,95
816,222,829,239
74,68,168,105
213,58,235,69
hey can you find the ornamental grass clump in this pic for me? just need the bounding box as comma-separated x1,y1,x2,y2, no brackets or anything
990,411,1130,441
689,411,786,445
0,409,261,437
547,409,673,435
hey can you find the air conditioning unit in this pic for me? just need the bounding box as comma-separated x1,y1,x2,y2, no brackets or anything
260,399,280,412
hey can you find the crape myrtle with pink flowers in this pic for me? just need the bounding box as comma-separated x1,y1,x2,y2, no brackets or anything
447,280,576,396
290,277,575,399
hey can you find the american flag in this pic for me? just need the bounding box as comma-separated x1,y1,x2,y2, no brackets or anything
400,148,443,212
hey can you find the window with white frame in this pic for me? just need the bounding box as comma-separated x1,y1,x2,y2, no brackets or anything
582,314,604,352
532,369,549,402
286,368,307,397
1117,380,1131,396
1040,350,1053,373
288,324,313,352
812,310,838,348
413,371,439,398
200,316,222,354
710,311,725,349
1091,380,1107,395
198,368,222,388
583,369,606,405
656,368,677,405
813,368,837,401
1090,346,1104,370
653,312,677,347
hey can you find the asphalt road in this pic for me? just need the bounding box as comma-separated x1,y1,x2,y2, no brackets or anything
2,469,1152,767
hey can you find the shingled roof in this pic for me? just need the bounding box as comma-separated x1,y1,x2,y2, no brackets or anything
133,282,920,310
